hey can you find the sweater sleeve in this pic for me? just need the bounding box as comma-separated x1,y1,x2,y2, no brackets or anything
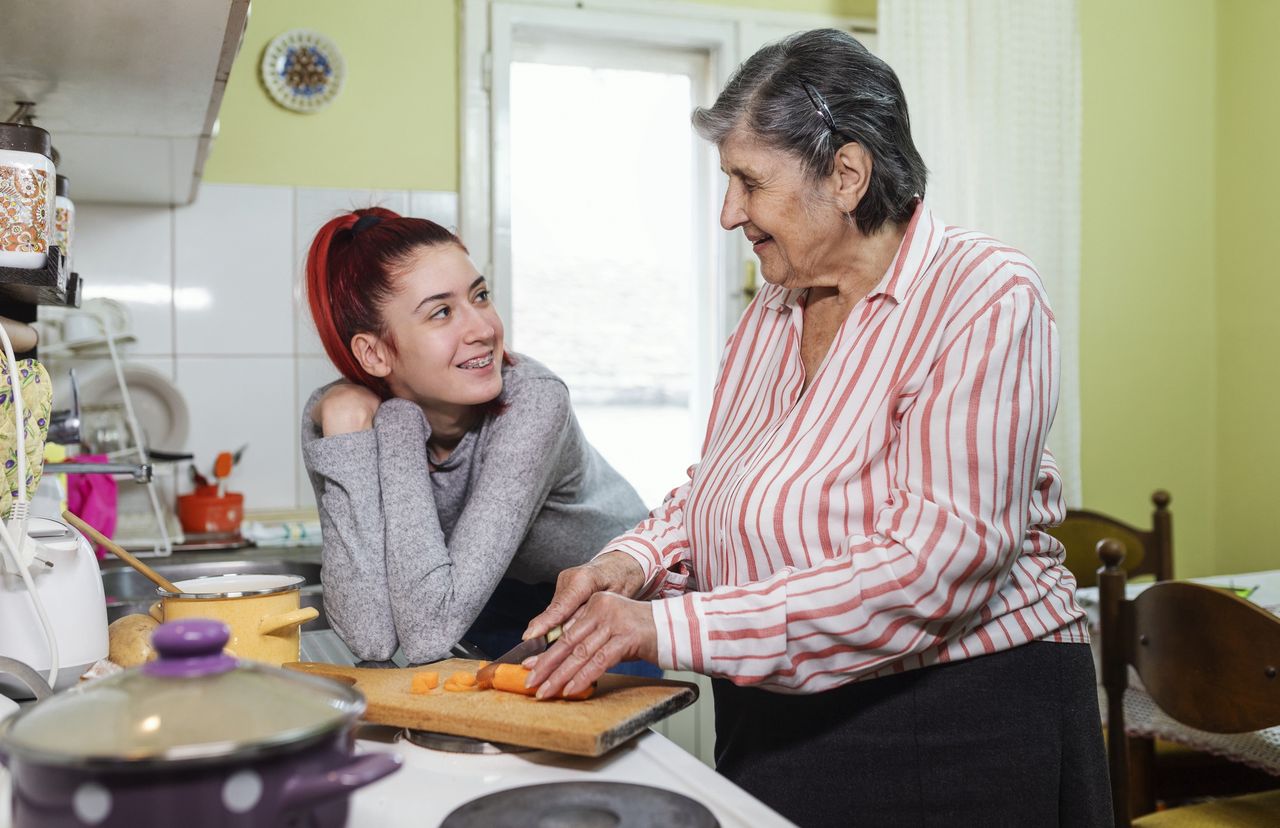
650,285,1062,691
300,389,398,661
376,378,574,663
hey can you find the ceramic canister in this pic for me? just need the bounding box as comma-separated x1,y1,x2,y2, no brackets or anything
53,174,73,274
0,124,55,270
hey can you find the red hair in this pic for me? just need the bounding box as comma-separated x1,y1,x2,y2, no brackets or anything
305,208,512,406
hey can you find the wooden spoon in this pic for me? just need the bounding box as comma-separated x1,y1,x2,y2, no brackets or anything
62,510,181,594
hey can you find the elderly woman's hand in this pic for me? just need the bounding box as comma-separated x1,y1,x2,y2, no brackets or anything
525,591,658,699
314,382,380,437
522,551,647,641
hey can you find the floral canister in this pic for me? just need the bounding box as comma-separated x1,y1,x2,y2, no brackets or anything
0,123,55,270
53,174,73,271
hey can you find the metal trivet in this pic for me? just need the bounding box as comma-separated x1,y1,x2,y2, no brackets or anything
398,728,535,754
440,781,719,828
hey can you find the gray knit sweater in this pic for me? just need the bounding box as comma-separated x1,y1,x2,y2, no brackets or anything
302,355,648,663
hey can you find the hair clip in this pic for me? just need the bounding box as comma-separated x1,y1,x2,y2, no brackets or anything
800,80,840,137
352,214,383,234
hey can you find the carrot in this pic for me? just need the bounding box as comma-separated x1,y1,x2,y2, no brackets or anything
490,663,595,701
442,670,480,692
410,671,439,694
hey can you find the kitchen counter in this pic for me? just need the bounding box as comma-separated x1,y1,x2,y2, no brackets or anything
98,544,322,571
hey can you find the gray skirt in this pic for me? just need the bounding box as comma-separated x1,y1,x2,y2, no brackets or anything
712,641,1112,828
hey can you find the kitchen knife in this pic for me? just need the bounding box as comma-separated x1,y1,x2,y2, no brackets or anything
475,625,562,687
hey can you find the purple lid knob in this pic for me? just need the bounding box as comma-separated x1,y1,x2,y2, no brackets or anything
144,619,237,678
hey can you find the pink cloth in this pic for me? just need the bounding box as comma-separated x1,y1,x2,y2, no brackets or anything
65,454,118,559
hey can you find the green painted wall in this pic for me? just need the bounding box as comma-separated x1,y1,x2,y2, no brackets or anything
1216,0,1280,574
1077,0,1219,576
204,0,458,190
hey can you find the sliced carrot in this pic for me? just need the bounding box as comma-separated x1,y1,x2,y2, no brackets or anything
490,663,595,700
410,671,439,694
449,671,476,687
443,678,480,692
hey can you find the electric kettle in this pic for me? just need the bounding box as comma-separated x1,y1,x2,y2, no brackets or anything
0,517,108,695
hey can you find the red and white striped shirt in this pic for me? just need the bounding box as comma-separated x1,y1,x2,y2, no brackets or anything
610,202,1088,693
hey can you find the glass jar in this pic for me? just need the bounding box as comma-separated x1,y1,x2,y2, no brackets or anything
53,173,73,272
0,123,55,270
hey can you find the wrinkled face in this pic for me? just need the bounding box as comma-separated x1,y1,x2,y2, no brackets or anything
718,130,847,289
378,244,505,409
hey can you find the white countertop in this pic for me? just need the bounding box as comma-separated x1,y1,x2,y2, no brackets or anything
349,728,796,827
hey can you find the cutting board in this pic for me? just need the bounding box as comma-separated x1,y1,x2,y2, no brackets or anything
284,659,698,757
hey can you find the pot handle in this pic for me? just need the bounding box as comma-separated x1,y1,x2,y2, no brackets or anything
259,607,320,636
280,752,402,811
148,601,164,622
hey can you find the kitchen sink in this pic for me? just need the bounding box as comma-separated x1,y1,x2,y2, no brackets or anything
101,559,328,630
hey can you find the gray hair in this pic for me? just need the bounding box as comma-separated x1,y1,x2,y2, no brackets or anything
692,28,927,235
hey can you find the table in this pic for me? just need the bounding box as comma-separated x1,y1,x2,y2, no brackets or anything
1075,569,1280,776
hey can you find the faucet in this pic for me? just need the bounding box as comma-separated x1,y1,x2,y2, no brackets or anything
42,462,152,484
47,368,81,445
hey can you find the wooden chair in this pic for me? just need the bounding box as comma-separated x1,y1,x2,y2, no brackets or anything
1051,489,1173,590
1098,539,1280,826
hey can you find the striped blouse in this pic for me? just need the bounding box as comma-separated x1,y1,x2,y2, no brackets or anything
610,202,1088,693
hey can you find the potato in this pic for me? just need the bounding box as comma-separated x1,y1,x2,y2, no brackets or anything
108,614,160,668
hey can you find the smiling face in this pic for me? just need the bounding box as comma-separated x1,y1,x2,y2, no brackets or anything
718,130,854,290
360,244,505,413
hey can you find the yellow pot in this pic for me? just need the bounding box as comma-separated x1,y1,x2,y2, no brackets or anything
149,574,318,666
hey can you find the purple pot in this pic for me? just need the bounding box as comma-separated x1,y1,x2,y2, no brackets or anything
0,620,400,827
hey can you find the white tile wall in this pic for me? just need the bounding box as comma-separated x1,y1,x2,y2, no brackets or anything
48,183,459,511
70,205,174,355
174,185,295,356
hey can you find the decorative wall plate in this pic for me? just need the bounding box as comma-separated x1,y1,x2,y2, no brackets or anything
260,29,345,113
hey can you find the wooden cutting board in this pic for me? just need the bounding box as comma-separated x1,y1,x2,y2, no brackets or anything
284,659,698,757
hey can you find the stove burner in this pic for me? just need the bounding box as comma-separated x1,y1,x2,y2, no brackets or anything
399,728,535,754
440,781,719,828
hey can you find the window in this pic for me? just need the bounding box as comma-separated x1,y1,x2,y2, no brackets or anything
462,0,872,506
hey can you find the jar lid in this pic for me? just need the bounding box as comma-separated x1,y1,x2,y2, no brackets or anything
0,123,52,159
0,619,363,770
55,174,68,198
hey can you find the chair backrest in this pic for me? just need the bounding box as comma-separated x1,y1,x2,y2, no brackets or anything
1050,489,1172,589
1097,539,1280,827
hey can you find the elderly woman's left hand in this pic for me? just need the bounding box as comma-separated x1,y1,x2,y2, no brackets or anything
524,592,658,699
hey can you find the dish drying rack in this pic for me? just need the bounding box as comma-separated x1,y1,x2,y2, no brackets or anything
42,316,174,556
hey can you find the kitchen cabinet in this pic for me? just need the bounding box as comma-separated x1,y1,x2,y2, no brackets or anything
0,0,251,205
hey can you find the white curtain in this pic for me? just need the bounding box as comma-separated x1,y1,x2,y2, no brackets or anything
878,0,1083,506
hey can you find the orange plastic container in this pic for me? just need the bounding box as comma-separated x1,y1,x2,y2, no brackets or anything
177,485,244,534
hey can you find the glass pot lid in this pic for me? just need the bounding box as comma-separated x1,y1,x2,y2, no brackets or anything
0,619,363,769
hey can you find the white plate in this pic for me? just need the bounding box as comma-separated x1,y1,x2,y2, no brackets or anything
77,363,189,452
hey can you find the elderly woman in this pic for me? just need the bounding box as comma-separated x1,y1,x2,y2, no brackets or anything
524,28,1110,827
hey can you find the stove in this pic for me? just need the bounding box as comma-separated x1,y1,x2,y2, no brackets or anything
440,780,718,827
346,730,795,827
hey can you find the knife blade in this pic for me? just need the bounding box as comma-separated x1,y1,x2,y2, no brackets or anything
475,625,562,687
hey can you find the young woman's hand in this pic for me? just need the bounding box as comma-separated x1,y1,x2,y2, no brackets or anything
524,592,657,699
522,551,647,642
314,382,381,436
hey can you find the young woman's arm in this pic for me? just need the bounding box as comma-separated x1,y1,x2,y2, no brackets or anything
301,385,399,661
376,376,575,664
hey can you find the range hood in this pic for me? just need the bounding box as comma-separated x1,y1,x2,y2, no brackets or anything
0,0,251,205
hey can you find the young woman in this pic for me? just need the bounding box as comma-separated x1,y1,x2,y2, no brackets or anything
301,207,650,666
